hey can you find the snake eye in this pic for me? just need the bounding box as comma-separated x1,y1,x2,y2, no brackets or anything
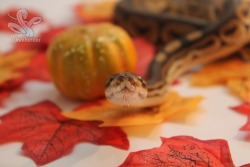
105,75,115,88
120,73,126,77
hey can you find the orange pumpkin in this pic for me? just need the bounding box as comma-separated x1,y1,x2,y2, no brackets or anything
47,23,137,100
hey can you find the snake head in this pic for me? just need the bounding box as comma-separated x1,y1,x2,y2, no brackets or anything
105,72,147,106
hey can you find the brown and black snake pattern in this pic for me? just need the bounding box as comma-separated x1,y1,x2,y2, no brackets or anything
114,0,225,45
106,0,250,107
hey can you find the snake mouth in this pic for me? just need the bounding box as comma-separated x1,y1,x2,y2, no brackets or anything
106,86,147,106
105,72,148,106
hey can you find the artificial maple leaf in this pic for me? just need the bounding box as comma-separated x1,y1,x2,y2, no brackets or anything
191,54,250,133
0,92,10,105
230,103,250,131
0,101,129,166
240,116,250,131
0,50,37,79
227,78,250,103
0,50,36,95
0,77,24,106
0,50,50,106
63,92,203,127
74,0,117,23
21,52,51,81
133,37,156,78
13,40,46,51
64,100,164,126
119,136,235,167
191,59,250,86
231,103,250,115
39,26,66,47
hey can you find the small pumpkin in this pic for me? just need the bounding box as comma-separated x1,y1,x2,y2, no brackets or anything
47,23,137,100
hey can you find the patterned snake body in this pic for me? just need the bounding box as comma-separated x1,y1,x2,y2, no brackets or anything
105,0,250,107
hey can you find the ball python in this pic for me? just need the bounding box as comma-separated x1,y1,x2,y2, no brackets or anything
105,0,250,107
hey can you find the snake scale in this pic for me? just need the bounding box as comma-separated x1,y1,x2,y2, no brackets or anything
105,0,250,107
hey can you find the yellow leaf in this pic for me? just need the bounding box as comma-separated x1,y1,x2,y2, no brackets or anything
63,92,203,127
75,0,117,21
0,69,21,83
0,50,36,84
191,59,250,86
227,78,250,103
159,92,203,120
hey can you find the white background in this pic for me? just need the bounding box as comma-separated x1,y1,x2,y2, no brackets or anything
0,0,250,166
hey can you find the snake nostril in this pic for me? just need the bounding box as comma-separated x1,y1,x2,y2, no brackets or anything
118,77,124,82
128,77,133,82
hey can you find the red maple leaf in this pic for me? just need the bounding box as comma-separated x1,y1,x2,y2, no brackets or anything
119,136,235,167
230,103,250,131
241,164,250,167
0,24,66,106
133,37,156,78
39,26,66,47
0,77,25,106
172,79,180,86
0,51,51,106
231,103,250,115
13,40,46,51
20,52,51,81
240,117,250,131
0,101,129,165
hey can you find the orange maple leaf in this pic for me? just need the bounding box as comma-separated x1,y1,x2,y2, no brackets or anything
63,92,203,127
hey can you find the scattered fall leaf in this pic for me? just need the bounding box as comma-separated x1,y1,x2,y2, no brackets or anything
0,77,24,106
39,26,66,47
191,59,250,86
231,103,250,131
63,92,203,127
0,101,129,166
171,79,180,86
240,116,250,131
191,54,250,133
13,40,46,51
21,52,50,81
231,103,250,115
0,50,50,106
119,136,235,167
192,58,250,131
65,99,164,126
227,78,250,103
0,92,10,105
0,50,36,77
133,37,156,78
74,0,117,23
0,50,36,90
